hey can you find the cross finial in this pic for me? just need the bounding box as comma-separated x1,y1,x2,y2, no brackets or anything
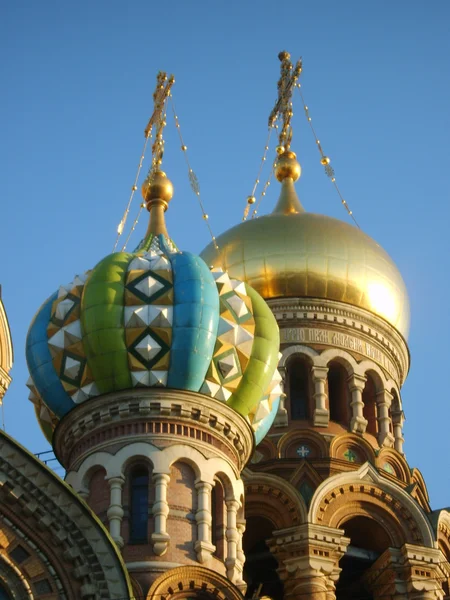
268,51,302,150
144,71,175,175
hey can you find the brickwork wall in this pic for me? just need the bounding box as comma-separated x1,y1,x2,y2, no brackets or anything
87,467,109,526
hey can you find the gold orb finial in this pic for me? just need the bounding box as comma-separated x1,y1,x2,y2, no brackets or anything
278,50,290,62
275,150,301,182
142,170,174,210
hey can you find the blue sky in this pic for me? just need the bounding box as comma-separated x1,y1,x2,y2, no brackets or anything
1,2,449,507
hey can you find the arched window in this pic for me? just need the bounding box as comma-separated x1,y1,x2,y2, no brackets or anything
130,466,149,543
211,478,226,558
287,357,310,420
243,516,283,600
362,375,378,436
391,389,401,430
327,362,349,425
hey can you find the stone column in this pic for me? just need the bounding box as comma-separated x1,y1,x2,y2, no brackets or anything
312,366,329,427
194,481,215,563
235,517,247,593
376,389,395,448
225,498,240,583
348,374,368,434
151,473,170,556
392,409,405,454
106,476,125,548
269,524,349,600
363,545,448,600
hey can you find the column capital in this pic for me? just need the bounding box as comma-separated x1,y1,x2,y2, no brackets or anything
225,498,240,510
376,388,393,407
311,365,329,380
106,475,125,486
269,524,350,600
363,545,448,600
152,472,170,483
194,480,213,491
269,523,349,574
347,373,367,391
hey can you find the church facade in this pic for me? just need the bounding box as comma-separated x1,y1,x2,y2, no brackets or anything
0,55,449,600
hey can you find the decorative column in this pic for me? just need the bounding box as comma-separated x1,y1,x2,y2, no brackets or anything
235,516,247,593
269,524,349,600
392,409,405,454
194,481,215,563
225,498,240,583
106,476,125,548
312,366,329,427
376,389,395,448
348,374,368,434
151,472,170,556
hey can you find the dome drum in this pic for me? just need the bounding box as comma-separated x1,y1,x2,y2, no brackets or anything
52,387,256,473
268,296,409,386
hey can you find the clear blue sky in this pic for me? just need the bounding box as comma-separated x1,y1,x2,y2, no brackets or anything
1,2,449,507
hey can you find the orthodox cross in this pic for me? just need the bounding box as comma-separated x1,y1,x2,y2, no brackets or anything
268,51,303,150
344,449,357,463
297,445,311,458
144,71,175,173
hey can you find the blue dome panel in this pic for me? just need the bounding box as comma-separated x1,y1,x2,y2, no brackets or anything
26,293,74,418
168,251,219,391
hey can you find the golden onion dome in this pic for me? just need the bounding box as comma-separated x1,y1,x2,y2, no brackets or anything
200,151,410,339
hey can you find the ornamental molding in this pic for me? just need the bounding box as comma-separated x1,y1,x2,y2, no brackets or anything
308,462,435,548
267,297,409,384
243,467,308,526
146,565,244,600
0,431,133,600
54,389,255,475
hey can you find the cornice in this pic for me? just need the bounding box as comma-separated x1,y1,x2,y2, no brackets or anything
267,297,410,385
53,388,255,474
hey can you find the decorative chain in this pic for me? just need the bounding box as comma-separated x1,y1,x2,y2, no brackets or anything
243,127,274,221
297,84,360,229
169,95,219,253
250,158,276,219
112,136,150,252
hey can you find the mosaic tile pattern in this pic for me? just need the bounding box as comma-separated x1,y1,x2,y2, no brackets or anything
26,233,280,444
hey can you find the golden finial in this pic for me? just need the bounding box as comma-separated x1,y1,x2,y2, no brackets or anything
275,150,301,182
142,170,173,237
141,72,176,238
269,52,305,215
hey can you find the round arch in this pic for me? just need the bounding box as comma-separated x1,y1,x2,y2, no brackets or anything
243,469,308,527
146,565,244,600
309,462,435,548
279,345,319,369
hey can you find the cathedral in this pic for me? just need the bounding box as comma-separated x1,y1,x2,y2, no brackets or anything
0,52,449,600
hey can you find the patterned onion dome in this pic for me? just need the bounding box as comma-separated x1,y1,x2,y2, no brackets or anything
201,151,410,338
26,171,282,446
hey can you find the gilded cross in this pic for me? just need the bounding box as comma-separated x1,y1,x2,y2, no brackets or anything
144,71,175,172
268,51,302,150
